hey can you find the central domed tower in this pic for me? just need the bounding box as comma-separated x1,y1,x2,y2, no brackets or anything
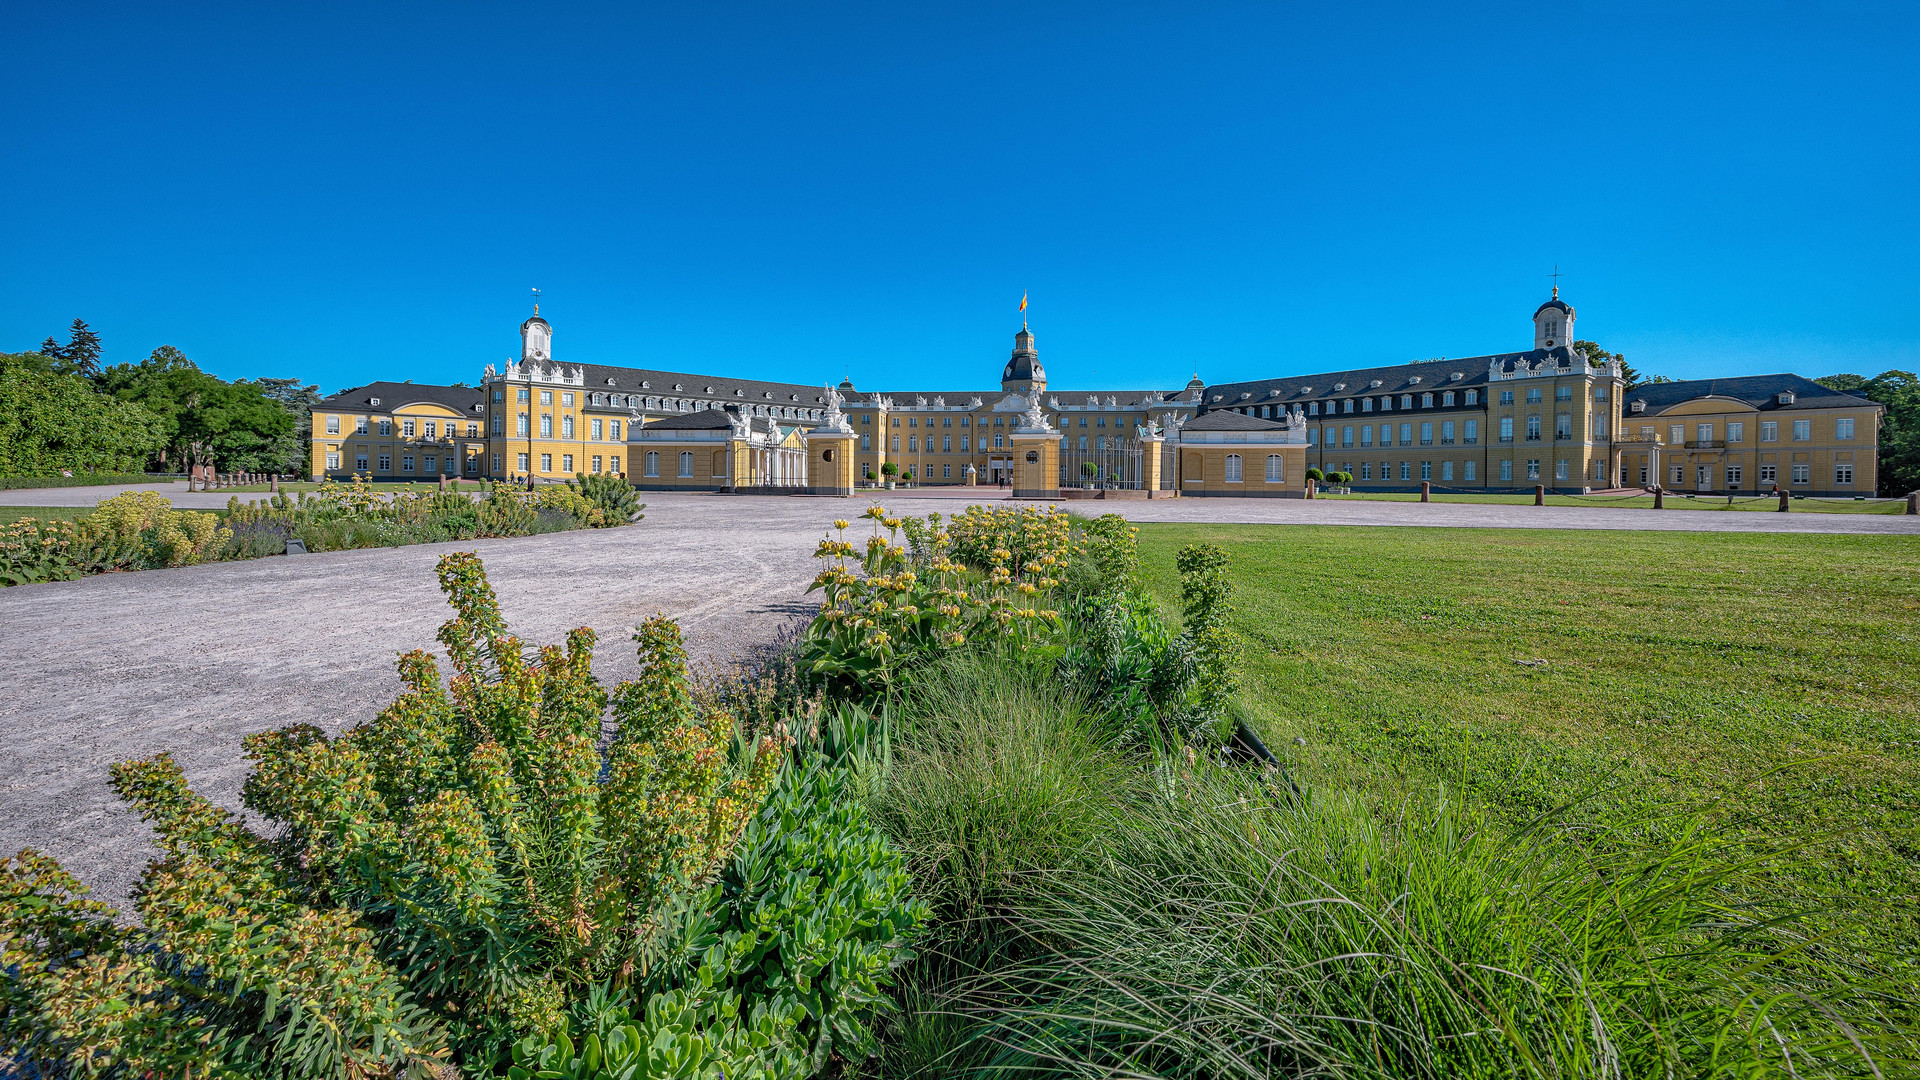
1001,326,1046,395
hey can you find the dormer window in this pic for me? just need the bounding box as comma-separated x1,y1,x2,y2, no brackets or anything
369,397,381,407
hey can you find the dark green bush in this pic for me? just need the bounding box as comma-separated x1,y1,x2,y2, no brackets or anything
649,756,928,1070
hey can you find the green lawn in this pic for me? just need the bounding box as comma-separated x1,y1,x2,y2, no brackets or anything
1314,491,1909,513
0,506,95,525
1137,524,1920,973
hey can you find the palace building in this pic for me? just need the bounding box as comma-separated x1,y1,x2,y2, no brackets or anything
307,291,1886,497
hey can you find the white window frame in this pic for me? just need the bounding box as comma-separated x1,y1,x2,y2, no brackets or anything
1224,454,1243,482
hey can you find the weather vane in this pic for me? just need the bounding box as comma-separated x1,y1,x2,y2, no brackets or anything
1549,265,1563,298
531,286,541,314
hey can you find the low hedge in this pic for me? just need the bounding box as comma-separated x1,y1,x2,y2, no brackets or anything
0,473,169,491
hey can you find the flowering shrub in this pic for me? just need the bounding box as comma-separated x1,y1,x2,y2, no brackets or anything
86,489,230,566
0,519,93,585
800,506,1067,693
0,552,790,1076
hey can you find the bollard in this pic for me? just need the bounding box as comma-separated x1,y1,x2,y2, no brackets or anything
270,473,279,494
1534,484,1545,506
1654,488,1664,509
1779,490,1790,512
1305,478,1316,500
1908,491,1919,515
1420,481,1430,503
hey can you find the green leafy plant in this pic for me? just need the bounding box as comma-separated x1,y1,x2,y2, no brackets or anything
880,462,899,479
569,472,647,522
1305,467,1325,483
506,987,805,1080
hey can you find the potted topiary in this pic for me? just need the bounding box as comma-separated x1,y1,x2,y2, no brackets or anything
881,461,899,489
1081,461,1098,489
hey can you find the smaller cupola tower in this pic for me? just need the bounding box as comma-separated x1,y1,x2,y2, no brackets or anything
1001,326,1047,395
521,295,552,363
1533,287,1574,351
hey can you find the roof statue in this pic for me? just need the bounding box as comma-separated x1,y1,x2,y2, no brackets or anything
815,384,854,434
1016,392,1055,434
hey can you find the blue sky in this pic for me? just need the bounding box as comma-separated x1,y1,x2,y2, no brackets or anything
4,2,1915,393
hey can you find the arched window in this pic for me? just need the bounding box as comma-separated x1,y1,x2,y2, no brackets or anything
645,451,659,477
678,451,693,478
1225,454,1243,482
1266,454,1284,482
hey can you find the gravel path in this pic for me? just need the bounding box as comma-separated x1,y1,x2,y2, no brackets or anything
2,487,1914,912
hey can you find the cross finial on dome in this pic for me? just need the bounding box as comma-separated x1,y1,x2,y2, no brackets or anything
531,286,541,315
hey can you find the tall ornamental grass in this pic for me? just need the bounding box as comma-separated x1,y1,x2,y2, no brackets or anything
871,655,1912,1080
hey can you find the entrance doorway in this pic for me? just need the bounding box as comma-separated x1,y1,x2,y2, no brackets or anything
1696,465,1712,491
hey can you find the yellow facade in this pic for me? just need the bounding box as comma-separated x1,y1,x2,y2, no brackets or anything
1616,397,1878,497
309,383,488,481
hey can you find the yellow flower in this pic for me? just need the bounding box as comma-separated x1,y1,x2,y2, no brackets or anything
833,519,850,530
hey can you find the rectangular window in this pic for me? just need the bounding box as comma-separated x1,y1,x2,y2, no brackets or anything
517,414,530,436
1500,459,1513,481
1400,461,1411,480
1556,386,1573,401
1760,421,1778,442
518,389,530,402
592,418,603,440
1556,413,1572,439
610,455,620,474
1441,460,1453,481
1443,391,1455,407
355,416,368,434
942,464,951,479
1464,460,1476,480
540,390,553,405
861,433,871,449
1464,419,1477,444
891,435,899,451
943,435,951,452
325,415,340,434
1594,385,1609,401
1362,398,1374,412
325,452,340,469
908,436,917,452
1727,465,1743,487
491,452,502,472
1341,426,1353,447
1421,393,1433,408
1441,420,1454,444
517,452,530,472
539,453,552,472
422,456,435,473
679,452,694,477
378,454,392,472
1360,426,1373,447
562,416,574,438
1420,422,1433,446
1792,463,1809,484
1399,423,1412,445
1225,454,1242,482
1420,461,1432,480
1792,419,1811,441
562,392,573,407
541,415,553,437
492,415,504,435
1527,388,1542,404
356,452,369,471
1527,459,1541,480
1266,455,1284,482
562,454,573,473
425,421,437,438
1360,462,1372,480
1698,423,1713,443
960,435,970,451
378,420,392,436
1835,464,1853,484
1594,415,1608,439
1500,390,1514,405
1728,422,1743,443
1309,402,1319,416
1555,459,1569,480
1465,390,1478,405
1527,415,1542,440
591,455,602,473
1836,417,1854,440
1500,417,1514,442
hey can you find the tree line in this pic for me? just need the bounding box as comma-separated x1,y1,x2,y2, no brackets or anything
2,318,320,478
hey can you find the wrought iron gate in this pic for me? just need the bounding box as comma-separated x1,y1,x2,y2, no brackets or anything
1058,438,1146,490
